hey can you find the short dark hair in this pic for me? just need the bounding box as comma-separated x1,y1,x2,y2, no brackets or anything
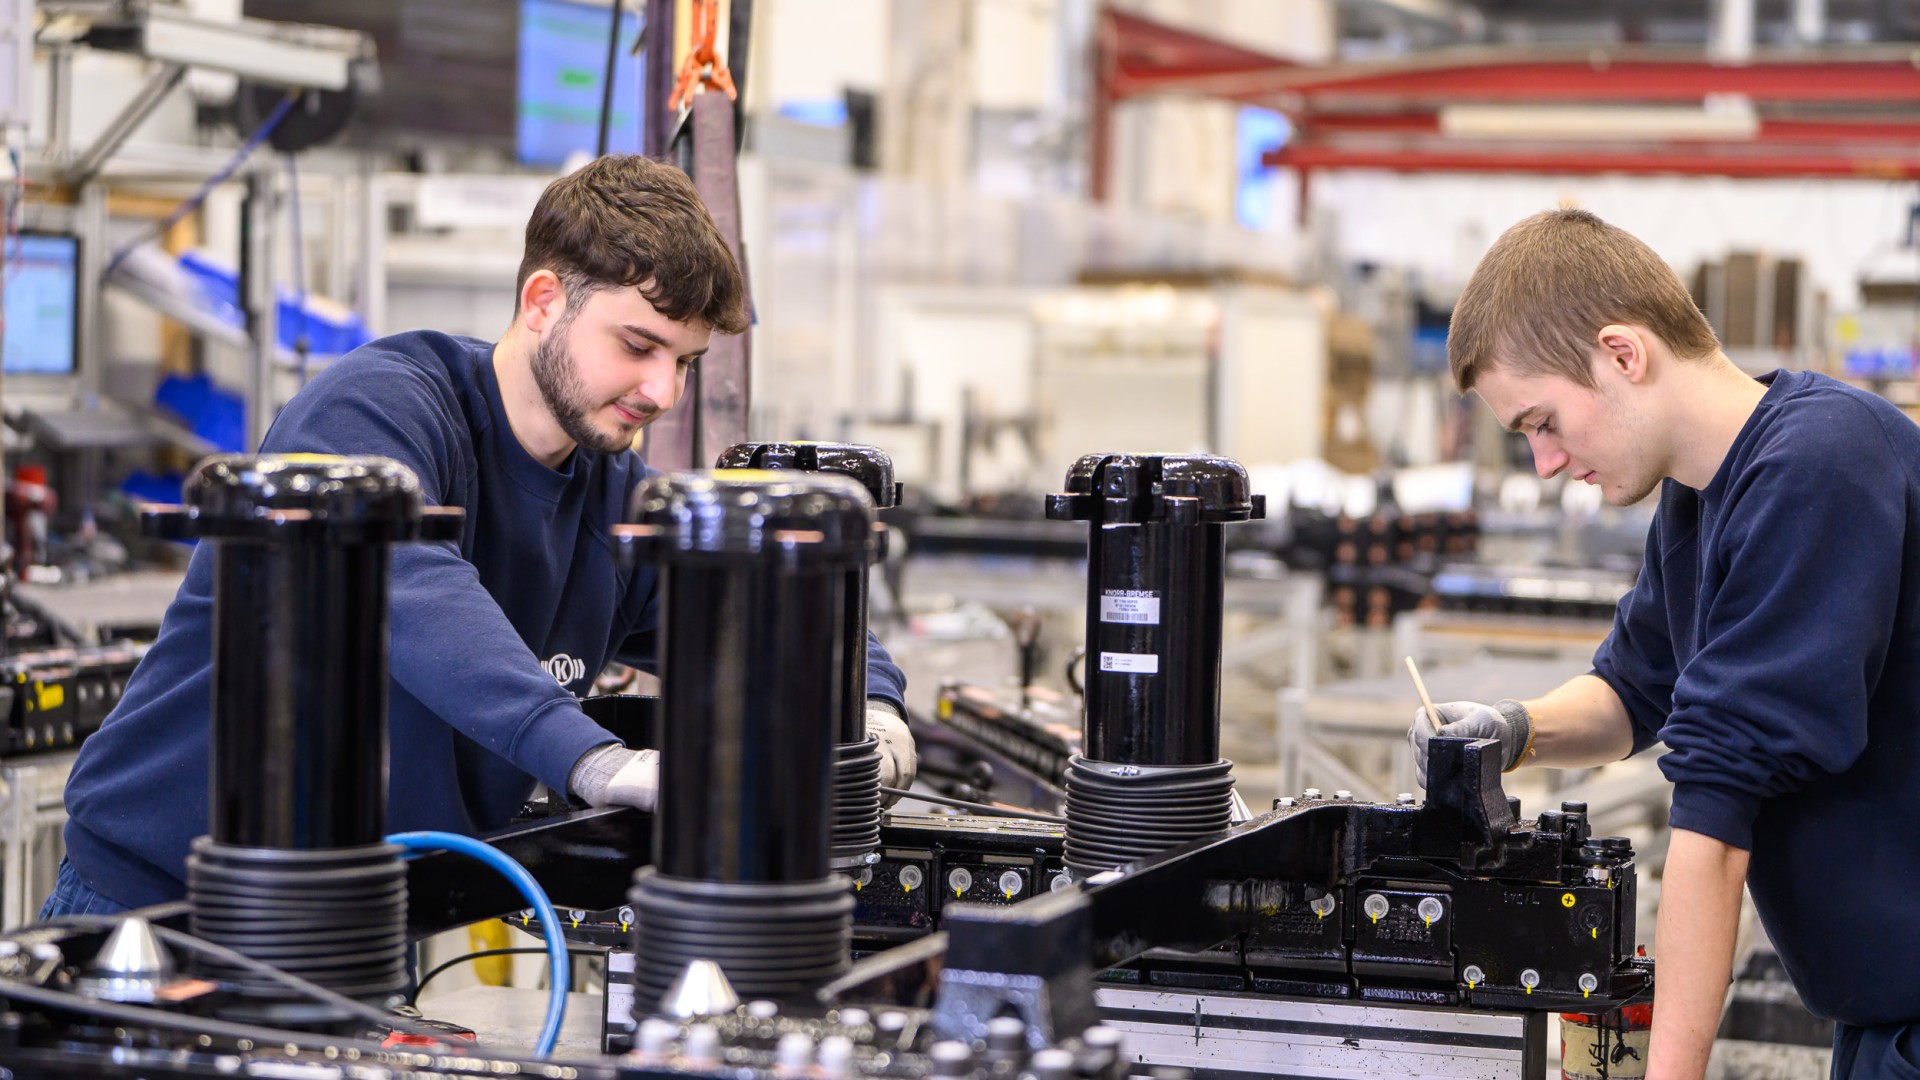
1449,209,1720,393
515,154,750,335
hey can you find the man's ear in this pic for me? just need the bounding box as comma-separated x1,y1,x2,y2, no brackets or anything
519,270,566,333
1594,323,1651,385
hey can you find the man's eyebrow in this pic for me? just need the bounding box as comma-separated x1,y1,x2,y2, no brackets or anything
1504,405,1543,433
619,324,707,360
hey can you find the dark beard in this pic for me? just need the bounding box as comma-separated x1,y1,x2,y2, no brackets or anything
529,312,638,455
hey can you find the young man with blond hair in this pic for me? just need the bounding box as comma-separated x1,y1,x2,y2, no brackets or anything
1408,208,1920,1080
46,155,914,917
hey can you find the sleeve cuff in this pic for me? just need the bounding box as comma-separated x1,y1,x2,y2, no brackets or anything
1664,778,1760,852
865,695,906,723
511,697,622,795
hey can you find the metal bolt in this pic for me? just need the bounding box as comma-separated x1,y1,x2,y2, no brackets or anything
1310,894,1337,917
1520,968,1541,990
1277,797,1295,808
897,865,923,892
1579,972,1599,994
999,870,1024,898
1334,790,1353,801
1463,964,1485,986
1303,788,1322,799
1395,792,1416,805
1417,897,1444,924
1362,893,1390,920
947,867,974,895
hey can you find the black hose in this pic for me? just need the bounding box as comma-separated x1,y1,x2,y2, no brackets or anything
411,946,604,1005
596,0,626,156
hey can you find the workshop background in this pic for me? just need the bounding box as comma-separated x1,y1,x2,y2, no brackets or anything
0,1,1911,1077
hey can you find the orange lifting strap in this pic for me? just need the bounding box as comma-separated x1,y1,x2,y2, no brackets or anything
668,0,737,112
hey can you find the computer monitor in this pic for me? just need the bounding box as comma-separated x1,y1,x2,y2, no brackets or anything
4,232,80,378
517,0,646,166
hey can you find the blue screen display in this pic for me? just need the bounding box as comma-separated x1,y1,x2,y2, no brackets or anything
4,233,78,376
1235,106,1291,231
517,0,646,166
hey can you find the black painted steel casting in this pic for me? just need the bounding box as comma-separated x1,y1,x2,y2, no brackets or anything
1045,453,1264,875
143,454,462,1017
619,469,878,1008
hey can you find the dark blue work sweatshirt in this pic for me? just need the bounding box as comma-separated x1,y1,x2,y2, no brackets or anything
62,331,907,908
1592,369,1920,1027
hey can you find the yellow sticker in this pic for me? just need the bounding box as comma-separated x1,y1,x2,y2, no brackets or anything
1560,892,1576,908
34,682,64,711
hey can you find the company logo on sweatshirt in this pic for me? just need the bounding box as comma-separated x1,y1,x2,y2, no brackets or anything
542,653,587,686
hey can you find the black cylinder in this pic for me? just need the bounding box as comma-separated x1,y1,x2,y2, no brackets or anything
142,455,461,1019
1045,453,1263,876
1045,453,1262,766
620,470,875,1007
714,442,897,744
715,442,897,868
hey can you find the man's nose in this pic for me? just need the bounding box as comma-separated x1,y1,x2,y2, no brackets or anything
1531,439,1566,480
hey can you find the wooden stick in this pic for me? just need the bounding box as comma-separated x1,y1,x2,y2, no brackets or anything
1405,655,1444,733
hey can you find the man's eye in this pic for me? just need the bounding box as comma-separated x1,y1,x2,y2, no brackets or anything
1535,420,1552,436
624,341,651,357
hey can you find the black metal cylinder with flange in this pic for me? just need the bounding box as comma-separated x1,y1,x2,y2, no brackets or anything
618,470,877,1011
142,454,462,1025
715,442,898,869
1044,453,1263,876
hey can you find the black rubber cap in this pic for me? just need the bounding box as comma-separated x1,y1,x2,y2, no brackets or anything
1045,453,1265,525
624,470,877,566
143,454,461,543
715,442,901,508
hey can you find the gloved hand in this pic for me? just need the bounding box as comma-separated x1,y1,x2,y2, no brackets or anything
568,743,660,811
867,702,917,797
1408,699,1533,788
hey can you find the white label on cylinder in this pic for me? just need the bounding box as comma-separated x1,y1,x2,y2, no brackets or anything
1099,590,1162,625
1099,651,1160,674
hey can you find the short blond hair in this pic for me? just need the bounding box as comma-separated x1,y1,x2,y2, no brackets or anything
1448,209,1720,393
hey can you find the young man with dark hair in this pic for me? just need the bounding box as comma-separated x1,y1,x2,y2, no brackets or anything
1407,208,1920,1080
45,155,913,917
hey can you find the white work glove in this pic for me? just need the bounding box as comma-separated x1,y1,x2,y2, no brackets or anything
1408,699,1533,788
868,702,917,796
568,744,660,811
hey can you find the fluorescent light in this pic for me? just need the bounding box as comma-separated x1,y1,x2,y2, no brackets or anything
1439,95,1759,141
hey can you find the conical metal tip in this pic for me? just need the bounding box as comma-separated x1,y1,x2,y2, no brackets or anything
79,917,172,1002
658,959,740,1019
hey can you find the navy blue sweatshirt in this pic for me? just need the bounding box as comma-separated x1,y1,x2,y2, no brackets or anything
62,331,907,908
1592,369,1920,1026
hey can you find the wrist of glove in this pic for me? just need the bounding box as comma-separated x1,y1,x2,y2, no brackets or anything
568,743,660,811
1407,698,1534,788
867,701,917,800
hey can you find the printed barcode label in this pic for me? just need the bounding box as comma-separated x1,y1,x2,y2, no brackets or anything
1099,651,1159,674
1100,591,1162,625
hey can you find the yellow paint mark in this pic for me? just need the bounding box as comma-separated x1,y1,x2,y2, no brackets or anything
34,683,63,711
938,698,954,720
